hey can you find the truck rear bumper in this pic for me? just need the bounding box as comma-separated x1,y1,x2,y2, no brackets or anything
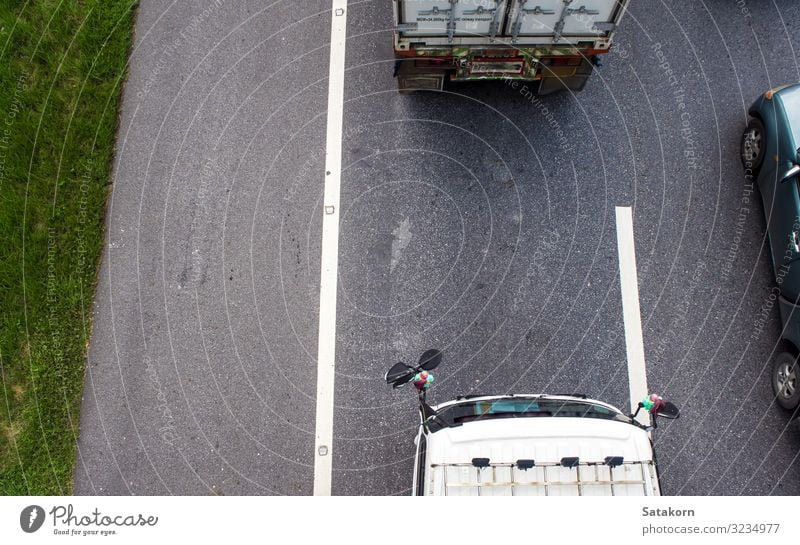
394,51,594,94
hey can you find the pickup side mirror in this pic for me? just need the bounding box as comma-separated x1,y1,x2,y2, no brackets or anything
418,349,442,371
630,393,680,426
655,401,680,420
385,362,416,388
385,349,443,391
780,164,800,183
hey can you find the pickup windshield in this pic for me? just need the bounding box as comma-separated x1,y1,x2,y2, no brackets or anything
427,397,631,432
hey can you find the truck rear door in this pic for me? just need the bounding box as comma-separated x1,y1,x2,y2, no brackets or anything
397,0,509,38
507,0,622,39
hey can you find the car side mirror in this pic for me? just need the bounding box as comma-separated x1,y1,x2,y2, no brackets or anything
385,362,415,388
385,349,443,391
418,349,442,371
630,393,680,425
655,401,680,420
780,164,800,183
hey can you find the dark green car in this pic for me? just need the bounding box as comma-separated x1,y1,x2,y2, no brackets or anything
742,83,800,413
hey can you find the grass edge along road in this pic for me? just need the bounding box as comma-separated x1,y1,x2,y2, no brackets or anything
0,0,136,494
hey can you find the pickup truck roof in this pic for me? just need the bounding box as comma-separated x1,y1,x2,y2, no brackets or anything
421,398,659,496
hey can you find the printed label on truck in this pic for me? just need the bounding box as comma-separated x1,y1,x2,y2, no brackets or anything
399,0,508,36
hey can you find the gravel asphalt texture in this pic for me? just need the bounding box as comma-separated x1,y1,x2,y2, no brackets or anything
75,0,800,495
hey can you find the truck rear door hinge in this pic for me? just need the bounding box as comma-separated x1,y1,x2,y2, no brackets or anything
446,0,458,43
553,0,573,42
463,1,502,41
554,0,602,42
566,5,600,16
489,21,500,39
418,6,452,16
512,0,556,43
464,4,499,40
556,3,601,39
524,6,556,15
463,6,496,15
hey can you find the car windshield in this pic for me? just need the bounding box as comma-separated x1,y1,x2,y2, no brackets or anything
426,397,631,432
780,87,800,147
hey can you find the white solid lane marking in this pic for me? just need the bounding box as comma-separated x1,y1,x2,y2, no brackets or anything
615,206,650,427
313,0,348,496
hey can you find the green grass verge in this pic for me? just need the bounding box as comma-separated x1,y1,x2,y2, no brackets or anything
0,0,136,494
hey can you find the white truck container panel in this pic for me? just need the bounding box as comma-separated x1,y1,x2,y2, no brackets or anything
395,0,628,45
507,0,619,37
398,0,509,37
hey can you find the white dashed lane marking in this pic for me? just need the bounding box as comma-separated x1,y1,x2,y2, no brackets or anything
313,0,348,496
615,206,651,427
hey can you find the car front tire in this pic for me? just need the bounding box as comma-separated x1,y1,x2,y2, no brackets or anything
772,351,800,410
741,117,766,175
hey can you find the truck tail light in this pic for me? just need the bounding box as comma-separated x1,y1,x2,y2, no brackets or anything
415,57,450,67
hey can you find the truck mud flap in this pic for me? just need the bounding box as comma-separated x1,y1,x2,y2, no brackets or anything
538,58,594,95
538,74,590,95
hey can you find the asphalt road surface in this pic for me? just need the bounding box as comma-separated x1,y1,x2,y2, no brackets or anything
75,0,800,495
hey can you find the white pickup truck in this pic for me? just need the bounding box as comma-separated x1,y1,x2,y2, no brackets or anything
386,350,679,496
393,0,631,93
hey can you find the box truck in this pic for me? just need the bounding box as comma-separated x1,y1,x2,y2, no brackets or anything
393,0,630,93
